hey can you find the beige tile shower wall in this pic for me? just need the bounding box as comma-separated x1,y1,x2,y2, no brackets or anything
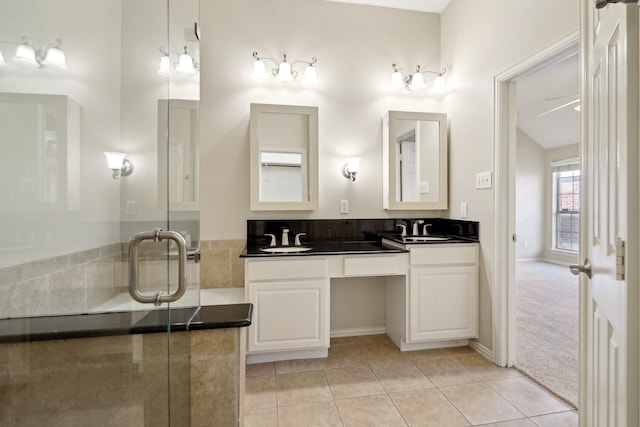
0,244,122,318
0,328,245,427
200,239,246,289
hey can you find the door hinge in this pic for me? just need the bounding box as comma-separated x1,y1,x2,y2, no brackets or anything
616,238,625,280
512,234,517,243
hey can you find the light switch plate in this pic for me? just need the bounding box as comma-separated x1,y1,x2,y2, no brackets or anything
475,171,492,189
460,202,468,218
419,181,430,194
125,200,136,216
340,199,349,214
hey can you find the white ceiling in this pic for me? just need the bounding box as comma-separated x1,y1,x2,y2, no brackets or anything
324,0,452,13
516,53,580,149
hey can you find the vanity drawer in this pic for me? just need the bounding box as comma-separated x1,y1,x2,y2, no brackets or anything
409,244,477,266
343,255,402,276
246,258,328,281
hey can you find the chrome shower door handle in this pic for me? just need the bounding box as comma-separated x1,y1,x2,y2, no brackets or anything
569,258,592,279
129,229,188,306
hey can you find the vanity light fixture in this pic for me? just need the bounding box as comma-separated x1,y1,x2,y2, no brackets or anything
391,63,446,91
252,51,317,83
342,157,361,182
158,46,199,76
12,37,67,69
104,152,134,180
0,50,5,65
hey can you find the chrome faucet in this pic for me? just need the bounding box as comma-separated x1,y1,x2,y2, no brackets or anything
264,233,276,246
412,220,424,236
422,223,433,236
396,223,407,237
281,228,290,246
294,233,306,246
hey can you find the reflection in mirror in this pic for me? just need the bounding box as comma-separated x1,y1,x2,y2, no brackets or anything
383,111,447,210
260,151,304,202
158,99,199,211
0,93,80,212
250,103,318,211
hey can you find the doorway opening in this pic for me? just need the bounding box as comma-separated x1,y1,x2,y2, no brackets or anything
493,32,580,408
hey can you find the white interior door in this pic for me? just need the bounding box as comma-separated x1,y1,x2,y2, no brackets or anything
580,1,639,425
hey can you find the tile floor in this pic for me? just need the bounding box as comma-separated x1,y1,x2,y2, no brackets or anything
244,335,578,427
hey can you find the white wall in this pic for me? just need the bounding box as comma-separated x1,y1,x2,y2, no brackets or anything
440,0,579,351
200,0,444,240
515,129,545,260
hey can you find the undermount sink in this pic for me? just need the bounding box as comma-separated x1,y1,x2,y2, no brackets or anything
259,246,313,253
402,236,450,242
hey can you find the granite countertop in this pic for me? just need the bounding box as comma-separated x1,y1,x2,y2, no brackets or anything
379,233,479,245
241,240,407,257
0,304,253,344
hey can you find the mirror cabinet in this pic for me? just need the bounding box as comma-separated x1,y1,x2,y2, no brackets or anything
383,111,448,210
250,103,319,211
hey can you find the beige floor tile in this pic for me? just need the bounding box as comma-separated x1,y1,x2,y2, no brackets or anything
480,419,537,427
456,353,522,382
406,348,449,363
414,356,476,387
359,342,410,363
322,344,367,369
487,377,573,417
278,401,342,427
440,382,525,425
244,408,279,427
440,346,478,357
335,394,407,427
276,371,333,406
247,362,275,378
245,375,277,411
389,388,470,427
369,359,435,393
324,366,385,399
529,410,578,427
276,358,324,374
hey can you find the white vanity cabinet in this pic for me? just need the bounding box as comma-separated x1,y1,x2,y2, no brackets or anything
407,244,478,343
245,258,329,354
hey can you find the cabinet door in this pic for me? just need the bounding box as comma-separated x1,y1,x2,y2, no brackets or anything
247,279,329,353
408,265,478,342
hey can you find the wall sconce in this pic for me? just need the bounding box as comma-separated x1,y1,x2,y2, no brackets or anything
391,63,446,91
252,51,317,83
11,37,67,69
342,157,361,181
158,45,199,76
104,152,134,179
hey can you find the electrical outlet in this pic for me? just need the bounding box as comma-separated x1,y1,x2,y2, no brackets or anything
340,199,349,214
460,202,468,218
475,171,493,189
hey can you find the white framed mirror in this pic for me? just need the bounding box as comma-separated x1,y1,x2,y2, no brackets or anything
250,103,318,211
383,111,448,210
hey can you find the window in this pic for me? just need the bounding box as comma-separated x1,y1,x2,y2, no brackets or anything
552,160,580,252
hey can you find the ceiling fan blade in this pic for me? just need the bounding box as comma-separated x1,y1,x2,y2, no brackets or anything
537,99,580,118
543,94,579,101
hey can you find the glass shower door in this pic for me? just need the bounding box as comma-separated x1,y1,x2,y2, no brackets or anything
0,0,200,425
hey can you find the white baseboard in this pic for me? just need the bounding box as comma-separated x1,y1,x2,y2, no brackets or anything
246,348,328,364
330,326,386,338
470,340,494,363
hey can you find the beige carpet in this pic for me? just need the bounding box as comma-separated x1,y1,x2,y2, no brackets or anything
515,260,579,407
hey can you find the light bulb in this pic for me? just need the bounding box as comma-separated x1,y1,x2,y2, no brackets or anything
433,74,446,91
252,59,267,79
14,44,38,67
303,64,316,83
42,46,67,69
391,70,404,89
104,152,127,170
158,55,170,76
409,72,426,90
276,61,293,81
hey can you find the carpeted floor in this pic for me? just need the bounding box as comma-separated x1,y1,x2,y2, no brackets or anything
515,260,579,407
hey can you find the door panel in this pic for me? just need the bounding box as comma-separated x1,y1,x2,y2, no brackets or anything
581,2,639,425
